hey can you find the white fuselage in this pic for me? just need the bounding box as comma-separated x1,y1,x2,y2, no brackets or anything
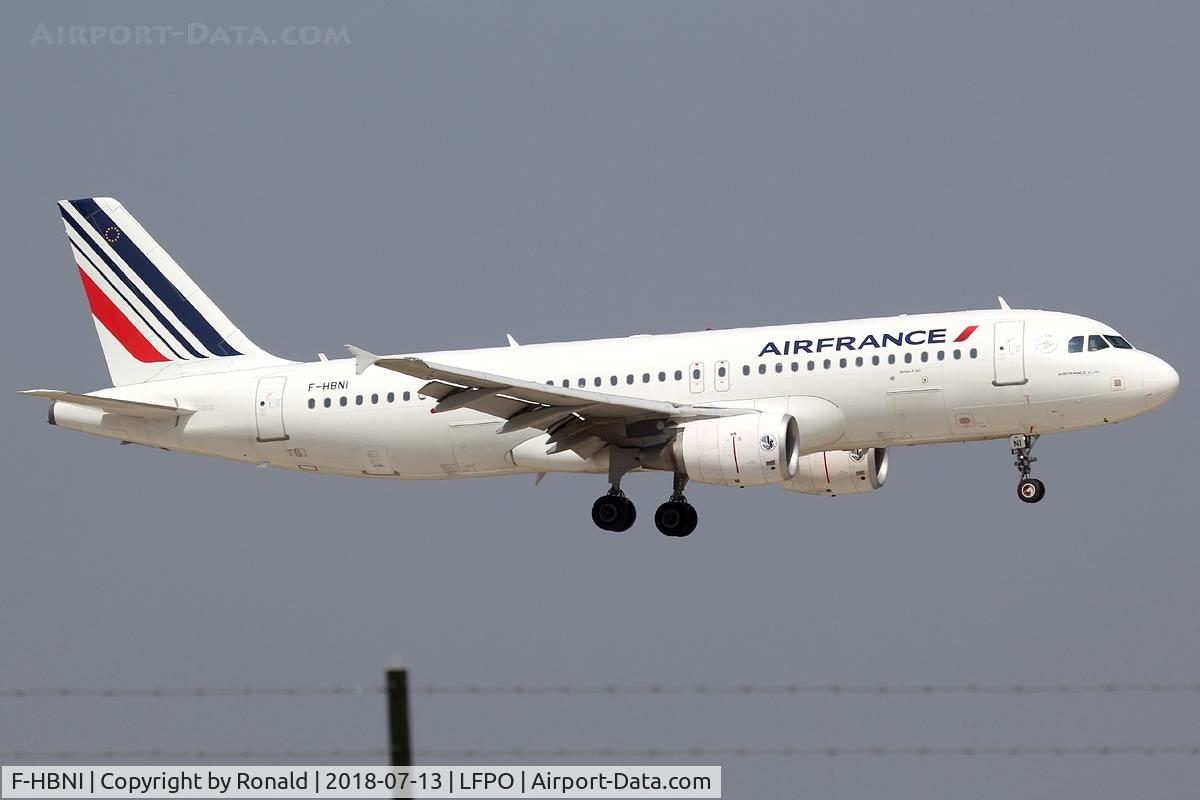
48,309,1177,484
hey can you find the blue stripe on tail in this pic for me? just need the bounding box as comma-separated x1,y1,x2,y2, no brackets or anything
68,230,187,360
69,199,242,357
60,206,205,359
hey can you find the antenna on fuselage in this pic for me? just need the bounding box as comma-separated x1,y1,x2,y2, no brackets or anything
998,296,1011,310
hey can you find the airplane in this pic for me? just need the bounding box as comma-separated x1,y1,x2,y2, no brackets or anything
22,197,1180,537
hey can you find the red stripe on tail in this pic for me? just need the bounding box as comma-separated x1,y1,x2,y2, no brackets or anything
953,325,979,343
77,266,169,363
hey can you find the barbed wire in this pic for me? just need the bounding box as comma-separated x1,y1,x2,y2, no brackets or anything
418,745,1200,758
411,682,1200,697
5,682,1200,699
0,686,382,699
3,745,1200,761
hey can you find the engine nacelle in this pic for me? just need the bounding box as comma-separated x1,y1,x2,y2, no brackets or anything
782,447,890,496
676,413,800,488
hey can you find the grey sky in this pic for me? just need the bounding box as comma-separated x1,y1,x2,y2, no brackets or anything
1,1,1197,796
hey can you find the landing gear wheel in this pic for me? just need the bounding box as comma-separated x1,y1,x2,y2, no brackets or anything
681,503,698,536
654,500,698,537
655,502,688,537
592,494,636,531
1017,477,1045,504
620,498,637,531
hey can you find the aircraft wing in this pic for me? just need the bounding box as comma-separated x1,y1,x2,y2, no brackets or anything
346,346,751,457
18,389,195,419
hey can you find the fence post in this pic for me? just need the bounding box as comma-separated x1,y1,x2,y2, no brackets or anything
386,668,411,767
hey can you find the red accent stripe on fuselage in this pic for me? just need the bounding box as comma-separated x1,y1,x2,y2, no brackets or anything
953,325,979,342
77,265,169,363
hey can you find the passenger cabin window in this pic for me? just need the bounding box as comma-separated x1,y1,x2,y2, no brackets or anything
308,398,315,409
1088,334,1109,351
1068,336,1084,353
674,370,683,381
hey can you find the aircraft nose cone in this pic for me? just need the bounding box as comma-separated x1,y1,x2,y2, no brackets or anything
1143,356,1180,410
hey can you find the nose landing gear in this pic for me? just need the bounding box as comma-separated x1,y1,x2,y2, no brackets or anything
654,472,698,537
1011,434,1046,504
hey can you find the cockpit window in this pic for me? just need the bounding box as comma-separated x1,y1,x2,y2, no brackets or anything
1088,334,1109,352
1105,335,1133,350
1068,336,1084,353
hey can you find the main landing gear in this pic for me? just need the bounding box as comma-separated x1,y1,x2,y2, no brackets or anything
1011,434,1046,504
592,491,636,532
592,447,638,532
654,472,697,538
589,456,699,536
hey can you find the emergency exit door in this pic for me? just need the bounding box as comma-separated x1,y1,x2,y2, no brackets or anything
255,376,289,442
993,321,1027,386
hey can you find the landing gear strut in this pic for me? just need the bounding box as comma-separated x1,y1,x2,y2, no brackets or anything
591,448,638,532
654,472,698,537
1011,434,1046,504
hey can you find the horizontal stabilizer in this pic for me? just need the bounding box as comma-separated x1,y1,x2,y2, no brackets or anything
18,389,195,419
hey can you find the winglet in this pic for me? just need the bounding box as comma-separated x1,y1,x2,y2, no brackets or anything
506,333,520,348
998,296,1011,310
345,344,380,375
